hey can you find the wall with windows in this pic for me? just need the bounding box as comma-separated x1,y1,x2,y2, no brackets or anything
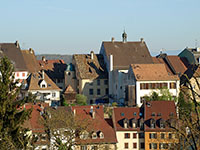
116,131,145,150
76,143,116,150
145,131,178,150
136,80,180,106
78,78,108,104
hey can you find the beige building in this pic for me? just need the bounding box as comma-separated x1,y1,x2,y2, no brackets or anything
73,51,108,104
112,107,145,150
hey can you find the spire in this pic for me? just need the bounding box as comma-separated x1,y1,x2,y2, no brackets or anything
122,30,127,43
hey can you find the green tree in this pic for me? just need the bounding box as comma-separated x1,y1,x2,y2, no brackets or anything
0,57,32,149
76,94,87,105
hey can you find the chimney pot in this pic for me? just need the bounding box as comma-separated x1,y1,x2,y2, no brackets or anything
111,37,115,42
42,56,46,62
140,38,144,43
90,51,94,60
15,40,19,48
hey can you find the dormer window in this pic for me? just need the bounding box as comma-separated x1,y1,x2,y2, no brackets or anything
131,118,137,128
151,112,156,117
80,131,89,140
91,132,97,139
123,118,129,128
159,119,165,129
150,118,156,128
99,131,104,139
39,79,47,88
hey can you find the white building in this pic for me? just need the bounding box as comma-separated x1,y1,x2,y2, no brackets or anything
99,33,154,104
127,64,180,106
21,70,61,106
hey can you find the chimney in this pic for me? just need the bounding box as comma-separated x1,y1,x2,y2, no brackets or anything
42,56,46,62
90,51,94,60
15,40,19,48
111,37,115,43
197,47,200,52
109,54,113,72
90,106,95,119
140,38,144,43
42,70,45,80
29,48,33,54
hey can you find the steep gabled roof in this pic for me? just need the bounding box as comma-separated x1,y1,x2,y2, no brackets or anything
0,42,27,71
21,49,40,73
144,101,177,132
130,64,179,81
71,105,117,144
113,107,141,131
73,54,108,80
102,41,153,70
28,71,61,91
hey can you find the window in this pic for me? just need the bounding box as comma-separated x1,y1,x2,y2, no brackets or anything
157,113,162,116
92,132,97,139
159,143,168,149
41,134,46,141
121,112,124,116
104,80,108,85
140,143,145,149
133,133,137,138
168,133,172,139
16,72,19,77
133,143,137,148
42,84,46,88
149,133,157,139
89,82,93,86
52,92,56,97
133,112,137,116
149,143,157,149
124,143,129,149
22,72,25,77
139,133,144,138
81,145,87,150
91,146,98,150
124,133,130,139
89,89,93,95
105,88,109,95
170,82,176,89
97,79,100,86
97,89,101,95
161,133,165,139
151,112,156,116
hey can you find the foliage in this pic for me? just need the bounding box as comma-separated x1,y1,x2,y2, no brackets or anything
0,57,32,149
43,107,91,150
76,94,87,105
169,73,200,150
144,88,175,101
111,102,118,107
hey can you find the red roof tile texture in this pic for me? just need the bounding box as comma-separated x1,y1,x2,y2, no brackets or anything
71,105,117,144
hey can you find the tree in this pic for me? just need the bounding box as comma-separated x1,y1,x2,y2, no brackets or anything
0,57,32,149
43,107,91,150
168,72,200,150
144,88,175,101
76,94,87,105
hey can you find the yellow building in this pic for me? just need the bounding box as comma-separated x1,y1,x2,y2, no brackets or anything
73,51,108,104
144,101,178,150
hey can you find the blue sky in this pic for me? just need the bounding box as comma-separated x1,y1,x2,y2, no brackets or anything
0,0,200,55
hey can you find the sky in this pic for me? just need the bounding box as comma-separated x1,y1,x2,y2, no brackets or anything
0,0,200,55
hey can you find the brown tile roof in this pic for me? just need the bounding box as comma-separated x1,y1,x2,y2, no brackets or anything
0,42,27,71
28,71,61,91
144,101,177,132
102,41,153,70
131,64,179,81
73,54,108,80
113,107,141,131
38,59,67,79
152,57,173,75
21,49,40,73
153,55,188,75
71,105,117,144
64,85,76,94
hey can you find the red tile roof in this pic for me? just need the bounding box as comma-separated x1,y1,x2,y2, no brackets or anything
71,105,117,144
144,101,177,132
113,107,141,131
23,103,49,133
